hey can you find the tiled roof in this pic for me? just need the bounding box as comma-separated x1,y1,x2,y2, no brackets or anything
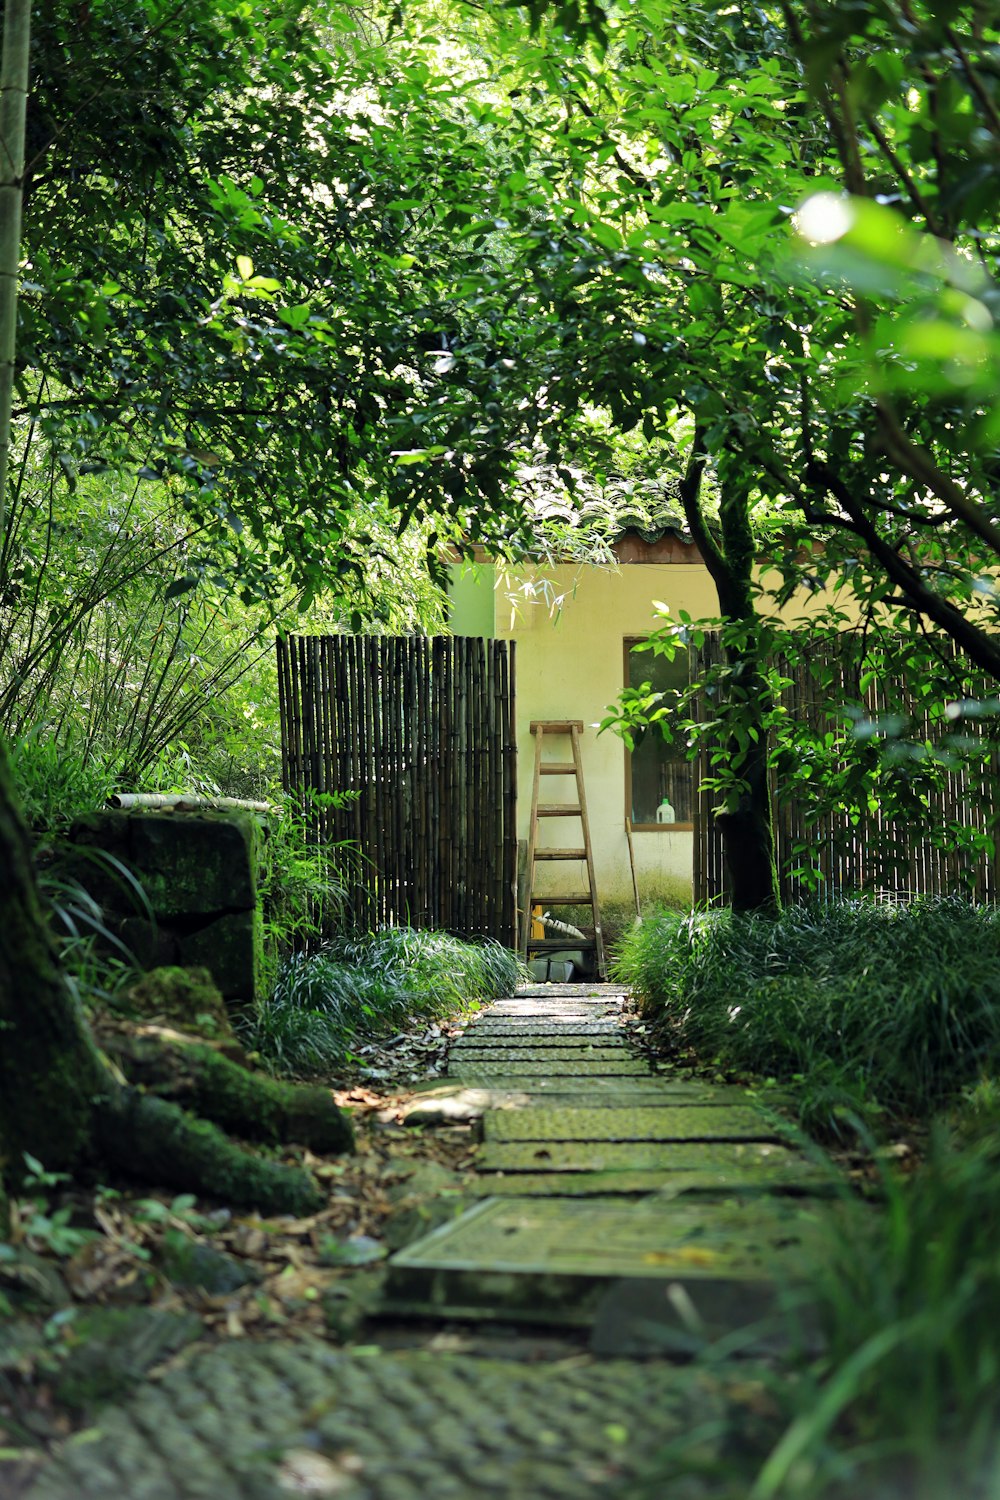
515,465,691,550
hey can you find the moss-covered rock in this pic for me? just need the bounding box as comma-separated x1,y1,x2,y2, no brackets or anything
51,1306,202,1412
127,967,234,1041
96,1090,325,1216
159,1231,258,1294
106,1034,354,1155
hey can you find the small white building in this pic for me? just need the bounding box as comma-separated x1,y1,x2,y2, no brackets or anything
446,517,718,918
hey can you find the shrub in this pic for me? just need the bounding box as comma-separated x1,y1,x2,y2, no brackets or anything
244,928,525,1076
751,1133,1000,1499
614,897,1000,1134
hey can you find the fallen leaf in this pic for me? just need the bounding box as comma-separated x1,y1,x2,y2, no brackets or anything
276,1449,364,1495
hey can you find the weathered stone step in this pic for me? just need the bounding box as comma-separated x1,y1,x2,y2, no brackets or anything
450,1046,633,1063
458,1022,624,1037
484,1105,788,1143
476,1138,819,1177
400,1081,737,1124
488,999,622,1014
468,1169,831,1197
514,984,626,997
385,1196,819,1347
449,1059,652,1080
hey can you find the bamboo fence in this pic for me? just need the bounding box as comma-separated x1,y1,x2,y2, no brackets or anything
277,635,517,942
693,632,1000,904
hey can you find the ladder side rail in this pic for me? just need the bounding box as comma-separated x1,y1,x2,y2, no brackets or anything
571,723,606,977
519,725,546,959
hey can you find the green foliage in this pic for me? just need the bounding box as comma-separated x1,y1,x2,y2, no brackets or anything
245,929,525,1076
9,731,117,835
256,792,361,979
13,1155,98,1257
615,898,1000,1135
603,611,1000,897
753,1137,1000,1499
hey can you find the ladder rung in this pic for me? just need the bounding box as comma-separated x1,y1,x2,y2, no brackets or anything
534,848,588,860
536,895,596,905
526,938,597,952
537,804,582,816
539,764,577,775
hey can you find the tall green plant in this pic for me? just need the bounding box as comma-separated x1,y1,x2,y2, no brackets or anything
0,0,29,542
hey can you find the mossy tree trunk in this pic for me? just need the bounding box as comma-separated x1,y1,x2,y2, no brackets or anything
0,0,30,550
680,432,780,914
0,740,112,1175
0,742,344,1211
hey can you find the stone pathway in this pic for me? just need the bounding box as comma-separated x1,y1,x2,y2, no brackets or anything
28,983,836,1500
387,984,832,1355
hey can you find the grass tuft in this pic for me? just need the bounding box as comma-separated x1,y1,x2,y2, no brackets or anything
614,896,1000,1135
243,928,525,1077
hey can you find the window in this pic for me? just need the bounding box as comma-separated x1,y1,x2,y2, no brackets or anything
624,638,693,828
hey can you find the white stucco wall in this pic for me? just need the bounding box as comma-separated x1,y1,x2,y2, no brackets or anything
495,561,718,908
448,554,857,912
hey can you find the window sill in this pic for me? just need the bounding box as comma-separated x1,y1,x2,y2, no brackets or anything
631,821,694,832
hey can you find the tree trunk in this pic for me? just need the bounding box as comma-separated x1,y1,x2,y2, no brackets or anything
716,661,779,914
680,440,781,913
0,740,111,1175
0,0,30,548
0,740,346,1210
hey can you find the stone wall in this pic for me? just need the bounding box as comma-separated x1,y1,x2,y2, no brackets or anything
62,810,263,1005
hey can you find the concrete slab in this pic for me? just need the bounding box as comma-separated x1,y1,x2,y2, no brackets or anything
476,1139,817,1176
449,1060,653,1079
514,985,628,999
485,1004,622,1019
484,1105,788,1143
468,1169,833,1197
457,1024,625,1039
450,1046,633,1063
409,1076,674,1101
385,1196,821,1335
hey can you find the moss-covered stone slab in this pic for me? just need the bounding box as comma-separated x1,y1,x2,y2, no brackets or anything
484,1104,788,1143
476,1138,819,1176
459,1023,624,1039
485,1005,622,1020
449,1059,652,1079
386,1196,820,1328
28,1338,744,1500
514,984,628,998
468,1168,833,1197
479,1140,815,1176
450,1045,632,1063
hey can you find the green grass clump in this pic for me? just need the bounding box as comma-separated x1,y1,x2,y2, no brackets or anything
752,1134,1000,1500
244,928,525,1076
614,897,1000,1134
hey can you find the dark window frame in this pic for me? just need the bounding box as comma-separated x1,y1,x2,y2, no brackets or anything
623,637,695,832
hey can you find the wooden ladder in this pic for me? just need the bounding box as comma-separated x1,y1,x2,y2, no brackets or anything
520,720,605,979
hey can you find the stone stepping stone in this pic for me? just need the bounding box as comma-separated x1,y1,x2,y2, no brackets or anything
476,1139,819,1177
484,1104,788,1143
400,1084,740,1125
514,984,627,998
485,1004,622,1019
385,1195,820,1342
450,1046,633,1063
459,1023,624,1038
468,1168,832,1197
449,1059,652,1079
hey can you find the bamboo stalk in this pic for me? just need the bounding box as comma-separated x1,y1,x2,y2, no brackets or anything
0,0,30,550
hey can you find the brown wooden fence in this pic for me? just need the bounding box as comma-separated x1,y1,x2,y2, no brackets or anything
693,632,1000,904
277,635,517,941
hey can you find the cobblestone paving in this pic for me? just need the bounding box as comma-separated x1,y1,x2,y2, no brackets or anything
30,1339,732,1500
28,982,809,1499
